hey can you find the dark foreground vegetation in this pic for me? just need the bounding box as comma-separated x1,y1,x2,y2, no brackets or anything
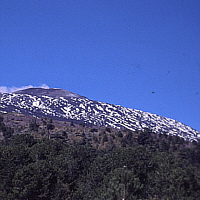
0,114,200,199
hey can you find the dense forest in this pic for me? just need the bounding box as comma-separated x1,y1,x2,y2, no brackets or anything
0,113,200,199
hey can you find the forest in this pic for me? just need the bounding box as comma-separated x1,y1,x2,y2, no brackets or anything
0,114,200,199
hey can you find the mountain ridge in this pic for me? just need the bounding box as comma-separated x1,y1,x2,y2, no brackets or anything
13,87,86,99
0,87,199,141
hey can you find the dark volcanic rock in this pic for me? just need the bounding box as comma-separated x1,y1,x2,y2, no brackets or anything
14,88,85,99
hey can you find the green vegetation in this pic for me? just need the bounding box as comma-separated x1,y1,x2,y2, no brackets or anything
0,115,14,140
0,114,200,199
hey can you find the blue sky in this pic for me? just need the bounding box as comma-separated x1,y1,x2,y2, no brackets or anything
0,0,200,131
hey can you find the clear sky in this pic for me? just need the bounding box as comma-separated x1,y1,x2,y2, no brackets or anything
0,0,200,131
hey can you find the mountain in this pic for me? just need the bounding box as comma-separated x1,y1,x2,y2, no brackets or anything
0,88,199,141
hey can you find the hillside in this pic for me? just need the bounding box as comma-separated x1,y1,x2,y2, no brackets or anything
0,112,200,199
0,88,200,199
0,88,199,142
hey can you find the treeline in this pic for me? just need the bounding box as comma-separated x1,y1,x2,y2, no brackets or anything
0,115,200,199
0,134,199,199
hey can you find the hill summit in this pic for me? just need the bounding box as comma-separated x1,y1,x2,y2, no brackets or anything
13,87,85,99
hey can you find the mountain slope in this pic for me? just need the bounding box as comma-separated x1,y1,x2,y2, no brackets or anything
0,88,199,141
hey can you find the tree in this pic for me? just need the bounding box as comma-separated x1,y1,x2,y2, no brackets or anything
47,123,55,139
29,120,39,132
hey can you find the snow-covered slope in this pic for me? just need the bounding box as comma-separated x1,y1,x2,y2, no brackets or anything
0,88,199,141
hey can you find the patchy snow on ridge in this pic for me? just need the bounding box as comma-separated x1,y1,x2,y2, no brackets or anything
0,88,199,142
